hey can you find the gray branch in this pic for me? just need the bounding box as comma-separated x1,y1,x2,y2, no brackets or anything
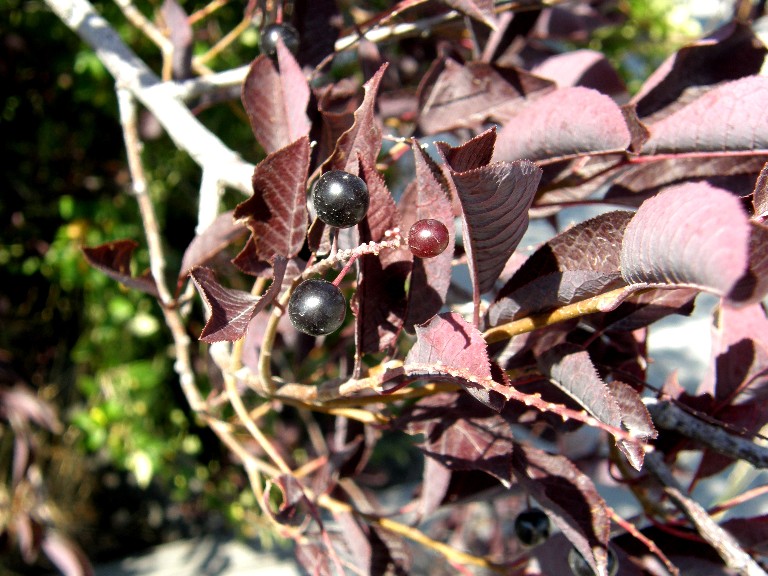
645,452,767,576
43,0,254,197
645,397,768,469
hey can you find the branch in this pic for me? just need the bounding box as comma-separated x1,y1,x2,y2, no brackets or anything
645,452,767,576
646,398,768,469
44,0,254,198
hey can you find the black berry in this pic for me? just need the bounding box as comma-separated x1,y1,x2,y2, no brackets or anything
261,23,300,60
514,508,550,547
567,546,618,576
288,279,346,336
312,170,370,229
408,218,449,258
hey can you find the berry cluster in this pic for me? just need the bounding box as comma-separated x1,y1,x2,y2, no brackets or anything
289,170,454,336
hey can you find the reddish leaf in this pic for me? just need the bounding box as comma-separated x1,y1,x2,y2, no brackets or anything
721,515,768,554
511,443,611,575
405,313,507,411
178,210,248,278
603,155,768,206
263,473,307,526
241,47,311,154
443,0,496,28
495,210,634,301
400,393,515,484
417,58,553,133
313,79,360,169
295,538,334,576
448,156,543,295
531,49,626,97
160,0,192,79
642,76,768,155
494,87,631,162
81,240,159,298
620,182,752,300
41,531,94,576
332,509,412,575
729,221,768,304
324,64,388,174
703,303,768,404
436,126,496,173
233,137,311,261
0,385,62,433
612,381,657,470
354,156,411,355
417,457,453,519
400,142,455,330
488,270,623,326
190,259,286,342
632,22,766,123
538,343,624,439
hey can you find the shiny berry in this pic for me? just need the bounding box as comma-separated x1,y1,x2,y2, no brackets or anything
408,219,449,258
261,23,300,60
567,546,618,576
288,279,346,336
312,170,370,229
514,508,550,547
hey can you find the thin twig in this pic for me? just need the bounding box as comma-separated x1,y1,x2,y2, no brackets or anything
46,0,255,197
645,452,767,576
607,506,680,576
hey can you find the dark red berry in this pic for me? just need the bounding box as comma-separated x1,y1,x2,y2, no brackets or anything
288,279,346,336
514,508,550,546
312,170,370,229
408,219,449,258
261,23,300,60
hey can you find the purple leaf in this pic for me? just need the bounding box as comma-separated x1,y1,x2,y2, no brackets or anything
511,443,611,575
729,221,768,304
82,240,159,298
538,343,624,439
489,270,623,326
703,303,768,404
353,156,411,355
190,260,286,342
642,76,768,155
604,155,768,206
160,0,192,79
632,22,766,122
241,48,311,154
417,457,453,519
531,49,626,97
417,58,553,133
233,136,311,261
496,210,634,300
449,158,543,296
324,64,388,174
494,87,631,162
436,126,497,172
0,385,62,433
721,515,768,553
41,531,94,576
400,393,515,484
620,182,752,300
313,79,360,169
612,381,657,470
405,313,508,411
400,142,455,330
442,0,496,28
178,210,248,279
